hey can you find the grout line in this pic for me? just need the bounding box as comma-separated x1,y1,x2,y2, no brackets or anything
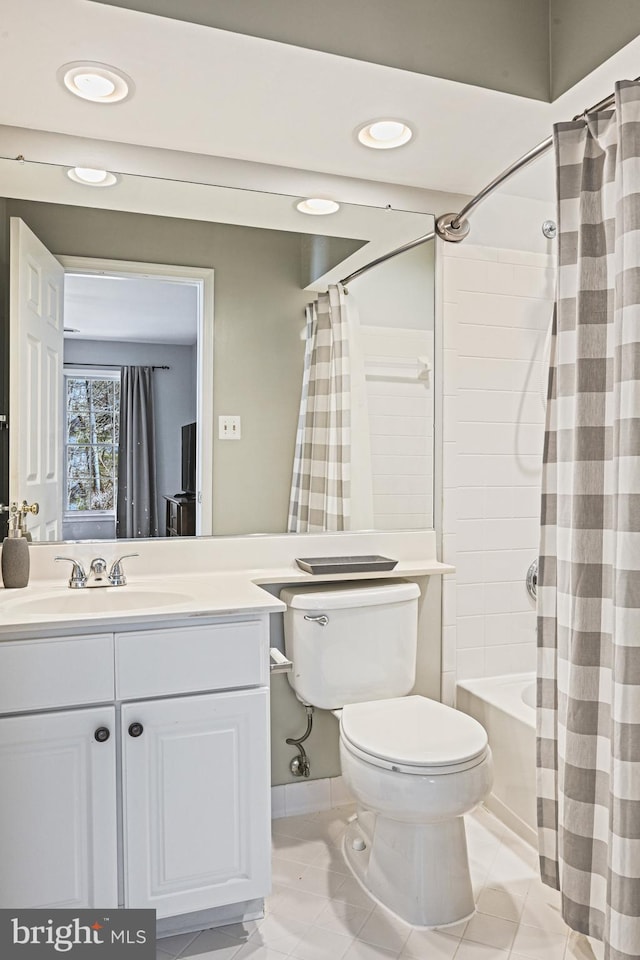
444,289,554,303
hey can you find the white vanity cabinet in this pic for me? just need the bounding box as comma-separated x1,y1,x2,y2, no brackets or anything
115,620,270,919
0,614,272,928
0,633,118,909
121,688,269,918
0,704,119,909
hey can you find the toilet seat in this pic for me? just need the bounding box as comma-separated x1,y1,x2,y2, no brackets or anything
340,695,489,775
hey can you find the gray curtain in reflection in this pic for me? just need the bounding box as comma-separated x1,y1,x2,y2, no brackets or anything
117,366,159,538
288,285,351,532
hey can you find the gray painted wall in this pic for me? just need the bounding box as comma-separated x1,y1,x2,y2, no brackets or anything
550,0,640,99
63,339,197,540
91,0,640,101
6,198,309,536
91,0,551,100
0,199,8,535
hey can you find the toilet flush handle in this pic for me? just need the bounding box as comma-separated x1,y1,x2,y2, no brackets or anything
304,614,329,627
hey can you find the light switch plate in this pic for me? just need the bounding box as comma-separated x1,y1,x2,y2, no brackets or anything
218,415,241,440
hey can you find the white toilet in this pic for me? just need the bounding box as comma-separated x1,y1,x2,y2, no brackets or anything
280,580,493,928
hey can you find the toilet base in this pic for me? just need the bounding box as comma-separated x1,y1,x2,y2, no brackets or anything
343,811,476,928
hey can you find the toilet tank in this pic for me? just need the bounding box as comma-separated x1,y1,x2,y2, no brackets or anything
280,580,420,710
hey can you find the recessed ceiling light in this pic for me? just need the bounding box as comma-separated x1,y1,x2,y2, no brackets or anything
67,167,118,187
58,61,133,103
296,198,340,216
357,120,413,150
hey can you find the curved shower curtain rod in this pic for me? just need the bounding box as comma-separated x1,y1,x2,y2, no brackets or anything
341,74,639,287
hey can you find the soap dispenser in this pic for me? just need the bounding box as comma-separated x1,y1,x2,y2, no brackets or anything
1,502,30,588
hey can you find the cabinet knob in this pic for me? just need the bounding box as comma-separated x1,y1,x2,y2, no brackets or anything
94,727,110,743
128,722,144,738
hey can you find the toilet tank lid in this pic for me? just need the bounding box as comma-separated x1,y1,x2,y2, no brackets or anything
280,580,420,611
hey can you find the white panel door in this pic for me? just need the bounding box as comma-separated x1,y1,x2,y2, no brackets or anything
0,706,118,909
9,218,64,540
122,689,270,918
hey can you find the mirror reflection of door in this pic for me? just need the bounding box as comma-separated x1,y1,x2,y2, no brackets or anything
10,221,207,541
9,218,64,541
61,267,200,541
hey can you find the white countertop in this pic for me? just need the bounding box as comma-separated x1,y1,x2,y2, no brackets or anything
0,559,454,637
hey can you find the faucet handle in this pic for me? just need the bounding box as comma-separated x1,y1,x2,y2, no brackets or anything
108,553,139,587
55,556,87,589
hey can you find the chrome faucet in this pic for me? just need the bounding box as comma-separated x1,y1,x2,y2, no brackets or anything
55,553,139,589
89,557,108,584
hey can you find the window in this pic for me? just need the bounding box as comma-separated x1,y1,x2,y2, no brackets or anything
64,368,121,516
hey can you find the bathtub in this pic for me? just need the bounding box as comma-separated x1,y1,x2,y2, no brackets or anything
456,672,536,847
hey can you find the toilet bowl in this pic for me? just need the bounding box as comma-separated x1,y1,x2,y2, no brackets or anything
338,695,493,926
280,581,493,927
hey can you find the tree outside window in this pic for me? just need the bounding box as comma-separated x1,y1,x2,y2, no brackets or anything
64,369,121,515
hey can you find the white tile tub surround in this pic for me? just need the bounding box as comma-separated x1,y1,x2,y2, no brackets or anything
457,673,537,848
441,243,555,696
363,325,434,531
156,803,601,960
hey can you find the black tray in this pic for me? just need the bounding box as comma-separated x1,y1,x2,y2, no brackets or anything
295,555,398,575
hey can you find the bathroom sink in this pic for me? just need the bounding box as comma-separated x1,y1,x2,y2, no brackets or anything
3,589,193,617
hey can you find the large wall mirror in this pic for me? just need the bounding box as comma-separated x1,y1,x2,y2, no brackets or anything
0,156,435,543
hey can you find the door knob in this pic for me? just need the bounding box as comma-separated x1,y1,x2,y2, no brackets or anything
128,722,144,738
94,727,110,743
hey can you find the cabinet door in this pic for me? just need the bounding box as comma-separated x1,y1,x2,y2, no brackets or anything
0,706,118,909
122,689,270,918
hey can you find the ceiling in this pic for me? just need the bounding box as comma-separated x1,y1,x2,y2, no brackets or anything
64,273,199,344
1,0,640,204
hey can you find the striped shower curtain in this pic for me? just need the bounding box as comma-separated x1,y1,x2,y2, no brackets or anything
537,81,640,960
288,285,351,532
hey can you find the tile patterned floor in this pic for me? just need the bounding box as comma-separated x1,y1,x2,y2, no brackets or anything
157,805,599,960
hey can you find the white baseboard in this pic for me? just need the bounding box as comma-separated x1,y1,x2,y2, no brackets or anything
157,899,264,938
271,776,354,819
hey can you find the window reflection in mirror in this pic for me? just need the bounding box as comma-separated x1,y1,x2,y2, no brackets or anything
64,367,120,538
